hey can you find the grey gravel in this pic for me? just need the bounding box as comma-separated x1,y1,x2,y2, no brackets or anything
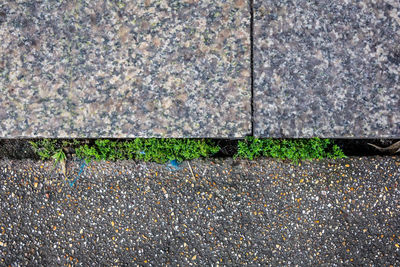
0,156,399,265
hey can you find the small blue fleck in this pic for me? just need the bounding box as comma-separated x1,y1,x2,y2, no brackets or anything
167,159,181,171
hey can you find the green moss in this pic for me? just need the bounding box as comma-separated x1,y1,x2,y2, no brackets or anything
29,137,346,164
30,138,220,164
234,137,346,162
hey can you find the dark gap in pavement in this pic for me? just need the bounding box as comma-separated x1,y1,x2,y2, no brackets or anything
0,138,398,160
249,0,255,136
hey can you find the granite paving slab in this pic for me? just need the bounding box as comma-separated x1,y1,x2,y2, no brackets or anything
0,0,251,138
254,0,400,137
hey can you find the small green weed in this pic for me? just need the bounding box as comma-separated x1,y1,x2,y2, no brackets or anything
52,149,66,166
29,139,79,161
235,137,346,162
29,139,59,160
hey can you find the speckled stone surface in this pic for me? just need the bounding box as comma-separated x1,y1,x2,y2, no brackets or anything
0,0,250,138
1,156,400,265
254,0,400,138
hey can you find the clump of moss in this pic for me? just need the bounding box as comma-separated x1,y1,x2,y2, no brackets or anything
30,138,220,164
30,137,346,164
234,137,346,162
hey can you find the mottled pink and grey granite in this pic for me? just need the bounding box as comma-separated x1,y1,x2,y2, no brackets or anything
0,0,251,138
254,0,400,138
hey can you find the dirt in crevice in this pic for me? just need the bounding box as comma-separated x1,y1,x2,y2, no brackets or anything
0,138,398,160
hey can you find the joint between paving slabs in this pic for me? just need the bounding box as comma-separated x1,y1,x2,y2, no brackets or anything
249,0,255,136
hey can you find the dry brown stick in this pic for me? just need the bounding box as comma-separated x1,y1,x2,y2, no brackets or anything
367,141,400,154
187,162,196,181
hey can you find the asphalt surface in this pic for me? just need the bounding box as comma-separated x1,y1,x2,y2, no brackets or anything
0,156,399,266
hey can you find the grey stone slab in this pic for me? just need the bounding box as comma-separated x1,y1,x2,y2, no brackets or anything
254,0,400,138
0,0,251,138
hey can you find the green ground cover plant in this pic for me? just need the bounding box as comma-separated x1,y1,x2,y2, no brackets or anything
29,139,58,160
29,139,79,165
29,137,346,164
235,137,346,162
30,138,220,164
75,139,220,163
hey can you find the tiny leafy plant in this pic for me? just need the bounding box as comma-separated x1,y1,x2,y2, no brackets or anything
29,139,79,161
29,139,59,160
30,139,71,175
52,149,66,166
235,137,346,162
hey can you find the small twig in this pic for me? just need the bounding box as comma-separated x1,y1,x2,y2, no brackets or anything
187,162,196,181
60,159,67,177
367,141,400,154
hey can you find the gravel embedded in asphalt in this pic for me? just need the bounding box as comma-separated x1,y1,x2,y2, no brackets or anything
0,156,399,265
